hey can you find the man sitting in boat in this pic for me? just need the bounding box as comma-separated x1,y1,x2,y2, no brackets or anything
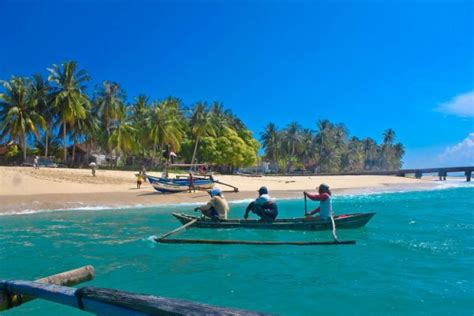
194,188,229,220
304,183,333,220
244,186,278,222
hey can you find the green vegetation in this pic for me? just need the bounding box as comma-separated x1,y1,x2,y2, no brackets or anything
0,60,404,173
260,121,404,172
0,61,259,171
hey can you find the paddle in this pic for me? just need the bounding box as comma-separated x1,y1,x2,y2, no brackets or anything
304,192,308,216
330,215,339,242
155,219,197,241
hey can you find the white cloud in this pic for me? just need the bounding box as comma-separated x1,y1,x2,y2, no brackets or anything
437,91,474,117
435,133,474,167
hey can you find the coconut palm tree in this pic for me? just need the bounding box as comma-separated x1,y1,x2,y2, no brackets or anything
383,128,396,145
48,61,91,163
189,102,214,165
209,101,229,135
94,81,125,137
315,119,334,172
108,105,136,163
149,98,184,164
260,122,280,162
0,76,45,162
362,137,378,170
32,74,54,158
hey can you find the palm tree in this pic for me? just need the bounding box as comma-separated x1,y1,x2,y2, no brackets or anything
362,137,378,170
260,122,280,162
149,98,184,163
209,101,229,135
108,105,136,163
189,102,214,166
48,61,91,163
130,94,151,160
299,128,315,166
94,81,125,137
32,74,54,158
315,119,334,172
393,143,405,169
70,110,100,165
0,76,45,162
383,128,396,145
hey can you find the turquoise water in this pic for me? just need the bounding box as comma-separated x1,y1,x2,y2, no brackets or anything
1,186,473,315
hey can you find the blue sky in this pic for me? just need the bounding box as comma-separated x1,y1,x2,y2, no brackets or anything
1,0,473,167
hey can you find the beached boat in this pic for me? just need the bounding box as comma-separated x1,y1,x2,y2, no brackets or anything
147,175,215,193
171,212,376,231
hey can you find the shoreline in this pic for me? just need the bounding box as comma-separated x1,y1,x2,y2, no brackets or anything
0,166,468,215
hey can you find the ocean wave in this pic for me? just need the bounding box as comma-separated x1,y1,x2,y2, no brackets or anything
335,181,473,199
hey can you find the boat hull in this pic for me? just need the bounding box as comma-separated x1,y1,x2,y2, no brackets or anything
172,212,375,231
147,176,214,193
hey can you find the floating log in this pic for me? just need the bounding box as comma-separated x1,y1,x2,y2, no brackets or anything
155,219,198,241
156,238,356,246
0,265,95,311
0,281,269,315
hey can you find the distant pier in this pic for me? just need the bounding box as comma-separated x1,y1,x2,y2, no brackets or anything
315,166,474,182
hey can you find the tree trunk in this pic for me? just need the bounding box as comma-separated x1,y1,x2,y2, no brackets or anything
23,133,27,163
45,129,49,158
153,138,157,167
72,139,77,167
63,122,67,164
190,136,200,167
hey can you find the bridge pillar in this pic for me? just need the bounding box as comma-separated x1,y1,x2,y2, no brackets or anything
466,171,472,182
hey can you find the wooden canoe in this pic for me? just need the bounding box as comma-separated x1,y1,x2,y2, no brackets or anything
172,212,375,231
147,175,214,193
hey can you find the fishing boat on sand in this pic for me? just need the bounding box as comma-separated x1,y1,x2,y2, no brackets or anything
147,175,215,193
147,164,239,193
171,212,376,231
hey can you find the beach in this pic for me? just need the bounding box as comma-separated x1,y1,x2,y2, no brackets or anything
0,166,442,214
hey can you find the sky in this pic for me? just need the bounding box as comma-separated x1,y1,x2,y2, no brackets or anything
1,0,473,168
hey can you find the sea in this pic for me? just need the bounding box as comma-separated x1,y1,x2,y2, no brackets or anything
1,183,473,315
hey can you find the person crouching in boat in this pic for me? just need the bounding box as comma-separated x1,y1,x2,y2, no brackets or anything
304,183,333,220
194,188,229,220
244,186,278,222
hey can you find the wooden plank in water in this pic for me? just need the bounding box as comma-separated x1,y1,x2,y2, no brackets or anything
156,238,356,245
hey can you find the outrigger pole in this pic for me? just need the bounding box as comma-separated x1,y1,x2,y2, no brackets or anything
158,239,355,246
0,265,95,311
155,220,356,246
1,266,269,315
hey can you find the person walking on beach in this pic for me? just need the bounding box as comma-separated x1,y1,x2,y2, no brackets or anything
304,183,333,220
136,171,143,189
244,186,278,222
89,162,97,177
188,173,195,193
194,188,229,220
33,155,39,169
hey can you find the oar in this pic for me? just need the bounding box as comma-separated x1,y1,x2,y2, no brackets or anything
304,193,308,216
155,219,198,241
330,215,339,242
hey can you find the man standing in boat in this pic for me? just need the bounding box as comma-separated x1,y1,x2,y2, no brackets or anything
304,183,333,220
244,186,278,222
194,187,229,219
